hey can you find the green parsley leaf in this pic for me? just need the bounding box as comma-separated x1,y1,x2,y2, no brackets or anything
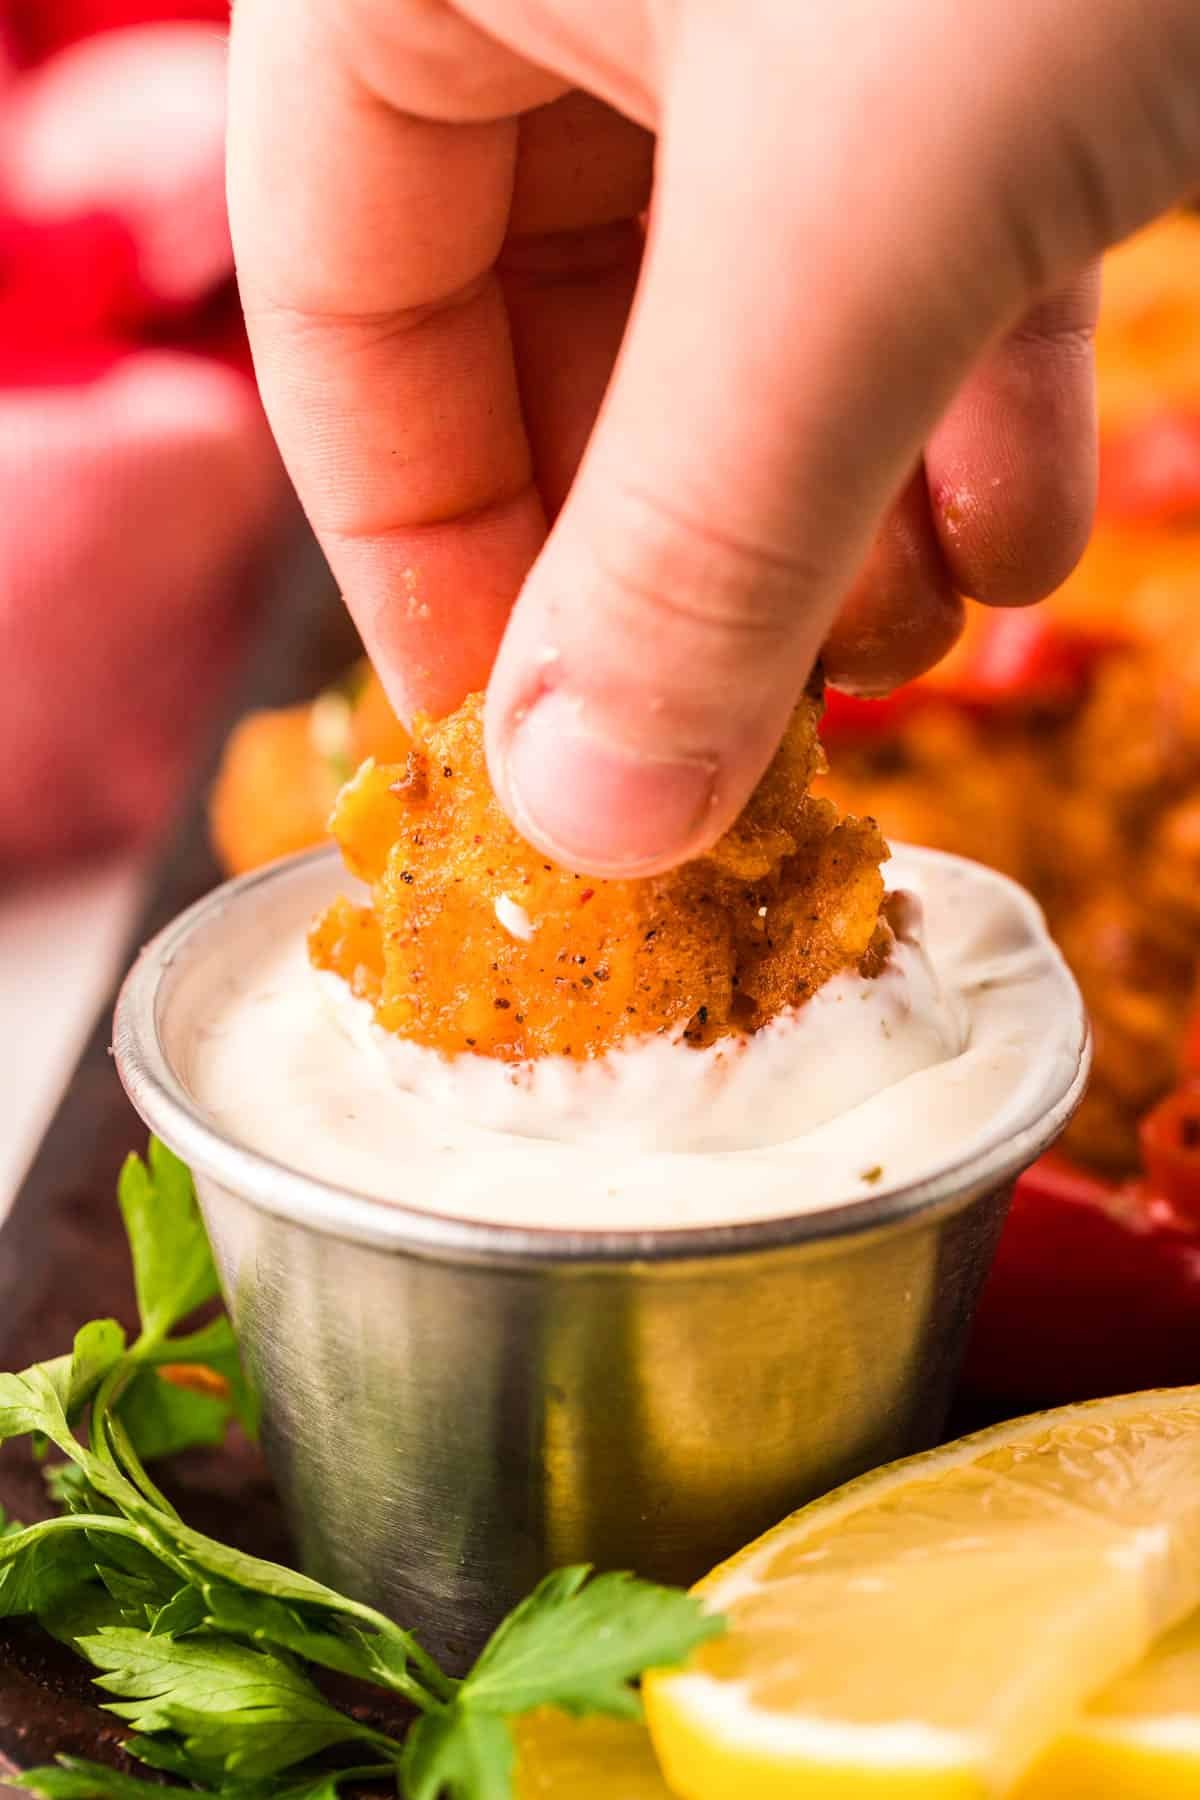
148,1584,208,1639
144,1514,378,1612
128,1745,396,1800
4,1141,728,1800
149,1314,259,1441
461,1566,722,1720
118,1140,220,1347
65,1322,128,1417
0,1370,147,1524
120,1731,224,1783
18,1756,220,1800
0,1362,75,1451
39,1583,131,1652
0,1518,100,1620
44,1461,103,1514
201,1580,421,1697
404,1705,515,1800
247,1769,400,1800
170,1707,391,1787
19,1752,390,1800
80,1626,396,1780
267,1773,392,1800
118,1369,232,1463
92,1532,182,1625
149,1521,453,1705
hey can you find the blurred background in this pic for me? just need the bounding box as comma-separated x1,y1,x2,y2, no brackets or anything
1,0,1200,1405
0,0,298,869
0,0,300,1205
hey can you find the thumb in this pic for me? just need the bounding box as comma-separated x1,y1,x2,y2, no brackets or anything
485,0,1199,876
485,32,1020,875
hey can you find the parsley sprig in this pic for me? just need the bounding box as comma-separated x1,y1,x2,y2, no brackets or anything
2,1141,722,1799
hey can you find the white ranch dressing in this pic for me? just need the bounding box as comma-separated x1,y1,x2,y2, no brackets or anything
174,847,1086,1232
315,892,965,1154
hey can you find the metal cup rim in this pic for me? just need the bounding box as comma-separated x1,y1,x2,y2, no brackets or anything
113,844,1091,1269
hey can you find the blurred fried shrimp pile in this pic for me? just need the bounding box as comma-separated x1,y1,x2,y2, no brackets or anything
210,669,412,875
309,685,890,1062
1050,637,1200,1167
824,631,1200,1172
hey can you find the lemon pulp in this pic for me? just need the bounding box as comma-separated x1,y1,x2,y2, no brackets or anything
644,1389,1200,1799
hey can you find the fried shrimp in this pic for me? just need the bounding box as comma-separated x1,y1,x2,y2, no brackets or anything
210,668,411,876
310,683,891,1062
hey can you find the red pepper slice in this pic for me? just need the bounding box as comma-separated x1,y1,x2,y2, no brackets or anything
952,610,1118,709
1139,1082,1200,1226
822,615,1119,744
820,687,927,741
1180,1001,1200,1078
1098,412,1200,525
964,1151,1200,1405
1003,1150,1121,1214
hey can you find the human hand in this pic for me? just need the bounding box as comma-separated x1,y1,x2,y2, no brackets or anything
227,0,1200,875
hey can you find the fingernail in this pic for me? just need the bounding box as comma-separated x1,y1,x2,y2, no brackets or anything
503,689,716,875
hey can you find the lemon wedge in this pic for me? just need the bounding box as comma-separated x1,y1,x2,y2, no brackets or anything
514,1618,1200,1800
514,1712,673,1799
643,1388,1200,1799
513,1595,1200,1800
1018,1609,1200,1798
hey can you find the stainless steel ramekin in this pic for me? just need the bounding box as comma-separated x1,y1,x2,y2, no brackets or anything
114,846,1089,1668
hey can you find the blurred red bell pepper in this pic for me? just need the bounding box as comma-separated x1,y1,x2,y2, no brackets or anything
823,611,1121,744
0,212,143,385
968,995,1200,1405
1098,411,1200,525
1179,987,1200,1079
5,0,230,65
1139,1082,1200,1227
965,1149,1200,1405
949,609,1122,709
820,687,926,741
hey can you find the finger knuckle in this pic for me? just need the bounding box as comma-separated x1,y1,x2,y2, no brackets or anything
1007,313,1097,363
587,476,822,646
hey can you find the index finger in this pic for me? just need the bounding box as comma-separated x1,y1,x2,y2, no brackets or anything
225,0,549,719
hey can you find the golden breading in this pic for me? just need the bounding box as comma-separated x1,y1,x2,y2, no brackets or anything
308,896,385,1007
310,686,890,1061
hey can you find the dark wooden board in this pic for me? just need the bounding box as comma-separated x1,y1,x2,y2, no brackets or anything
0,530,383,1781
